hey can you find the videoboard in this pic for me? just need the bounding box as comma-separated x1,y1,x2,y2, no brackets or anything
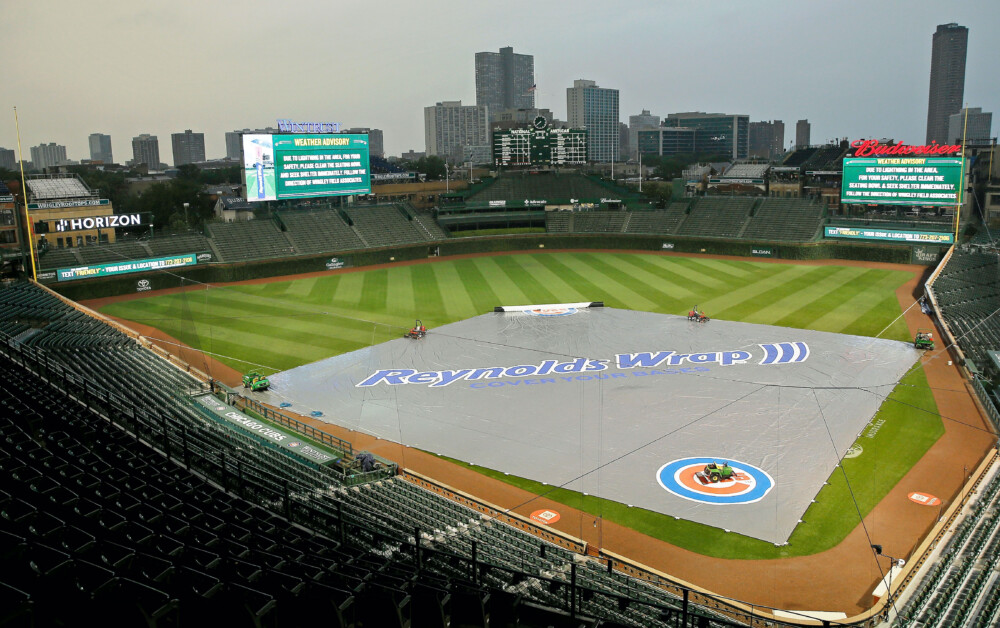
494,116,587,167
243,133,371,202
841,156,964,207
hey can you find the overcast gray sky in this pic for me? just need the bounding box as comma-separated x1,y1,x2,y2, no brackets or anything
2,1,998,164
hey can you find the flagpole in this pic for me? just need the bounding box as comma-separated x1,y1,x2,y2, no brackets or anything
14,107,38,282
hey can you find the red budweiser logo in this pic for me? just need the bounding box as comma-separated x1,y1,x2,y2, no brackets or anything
851,139,962,157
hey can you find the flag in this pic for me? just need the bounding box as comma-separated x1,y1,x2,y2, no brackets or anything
527,84,537,93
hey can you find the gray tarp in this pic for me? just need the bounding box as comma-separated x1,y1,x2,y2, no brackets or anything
261,307,918,544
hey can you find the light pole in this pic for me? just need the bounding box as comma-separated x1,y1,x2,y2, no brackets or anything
445,163,449,193
871,544,905,620
183,202,190,228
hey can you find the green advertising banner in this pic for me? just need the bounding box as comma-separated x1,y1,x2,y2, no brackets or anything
824,226,954,244
243,133,371,202
193,395,336,465
57,253,198,282
841,157,964,206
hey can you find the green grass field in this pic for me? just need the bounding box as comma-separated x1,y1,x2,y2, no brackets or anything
98,251,940,558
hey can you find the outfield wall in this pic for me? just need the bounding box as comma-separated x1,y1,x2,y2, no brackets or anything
48,233,943,301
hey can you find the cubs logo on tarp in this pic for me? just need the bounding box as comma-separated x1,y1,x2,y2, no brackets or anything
527,307,577,317
656,457,774,505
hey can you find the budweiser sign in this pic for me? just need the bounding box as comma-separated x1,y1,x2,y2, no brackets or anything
851,139,961,157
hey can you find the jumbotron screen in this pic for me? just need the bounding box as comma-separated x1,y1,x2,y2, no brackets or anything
243,133,371,202
494,117,587,167
841,156,964,207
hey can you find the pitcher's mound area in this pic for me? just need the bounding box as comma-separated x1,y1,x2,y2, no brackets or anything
262,307,918,544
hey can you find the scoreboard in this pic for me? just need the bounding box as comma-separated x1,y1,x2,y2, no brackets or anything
494,116,587,167
841,156,964,207
243,133,371,202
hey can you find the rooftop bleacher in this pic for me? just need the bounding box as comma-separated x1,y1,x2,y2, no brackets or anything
26,175,93,200
722,163,769,179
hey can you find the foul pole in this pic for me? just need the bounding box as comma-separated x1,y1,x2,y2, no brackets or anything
14,107,38,282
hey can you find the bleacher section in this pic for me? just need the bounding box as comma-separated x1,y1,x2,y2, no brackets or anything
896,472,1000,628
0,280,757,627
677,197,754,238
931,248,1000,370
573,211,627,233
342,205,429,248
278,209,365,254
467,172,637,206
624,202,689,235
545,211,572,233
76,241,151,265
742,198,824,242
37,247,82,270
207,219,295,262
145,233,212,257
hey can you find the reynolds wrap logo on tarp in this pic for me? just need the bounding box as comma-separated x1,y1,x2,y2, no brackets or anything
356,342,809,389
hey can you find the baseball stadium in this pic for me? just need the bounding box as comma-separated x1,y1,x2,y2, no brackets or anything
2,145,1000,628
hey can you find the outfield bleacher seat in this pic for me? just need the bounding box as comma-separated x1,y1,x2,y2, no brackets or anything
145,233,212,257
742,198,824,242
677,197,754,238
342,205,428,248
278,208,365,254
207,219,295,262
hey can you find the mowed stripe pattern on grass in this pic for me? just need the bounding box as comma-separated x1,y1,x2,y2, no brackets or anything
99,253,915,374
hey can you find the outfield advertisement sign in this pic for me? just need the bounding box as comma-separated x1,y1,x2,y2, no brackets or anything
824,226,954,244
841,157,964,206
243,133,371,202
57,253,198,281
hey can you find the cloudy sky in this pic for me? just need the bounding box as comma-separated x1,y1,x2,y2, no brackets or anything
2,1,997,164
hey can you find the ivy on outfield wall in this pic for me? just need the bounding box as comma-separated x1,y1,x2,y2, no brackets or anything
50,234,936,301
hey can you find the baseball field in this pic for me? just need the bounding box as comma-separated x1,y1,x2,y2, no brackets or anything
94,251,942,560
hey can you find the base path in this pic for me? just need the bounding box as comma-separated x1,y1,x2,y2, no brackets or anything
85,251,996,615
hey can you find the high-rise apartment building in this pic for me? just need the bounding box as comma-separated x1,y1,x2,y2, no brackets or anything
628,110,660,159
475,47,534,119
795,120,811,149
88,133,113,164
225,131,242,161
749,120,785,159
424,101,490,160
344,128,384,158
0,148,15,171
947,107,993,146
567,80,620,163
171,130,206,166
665,112,749,160
30,143,68,170
131,134,161,169
926,23,968,145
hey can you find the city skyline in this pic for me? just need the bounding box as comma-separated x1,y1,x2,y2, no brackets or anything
2,1,998,164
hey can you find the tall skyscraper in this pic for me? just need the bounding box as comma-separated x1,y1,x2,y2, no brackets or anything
475,47,534,119
947,107,993,145
926,23,968,145
171,130,206,166
749,120,785,159
567,80,620,163
795,119,811,149
344,128,385,158
30,143,68,170
131,134,161,169
0,148,15,171
424,101,490,160
88,133,113,164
